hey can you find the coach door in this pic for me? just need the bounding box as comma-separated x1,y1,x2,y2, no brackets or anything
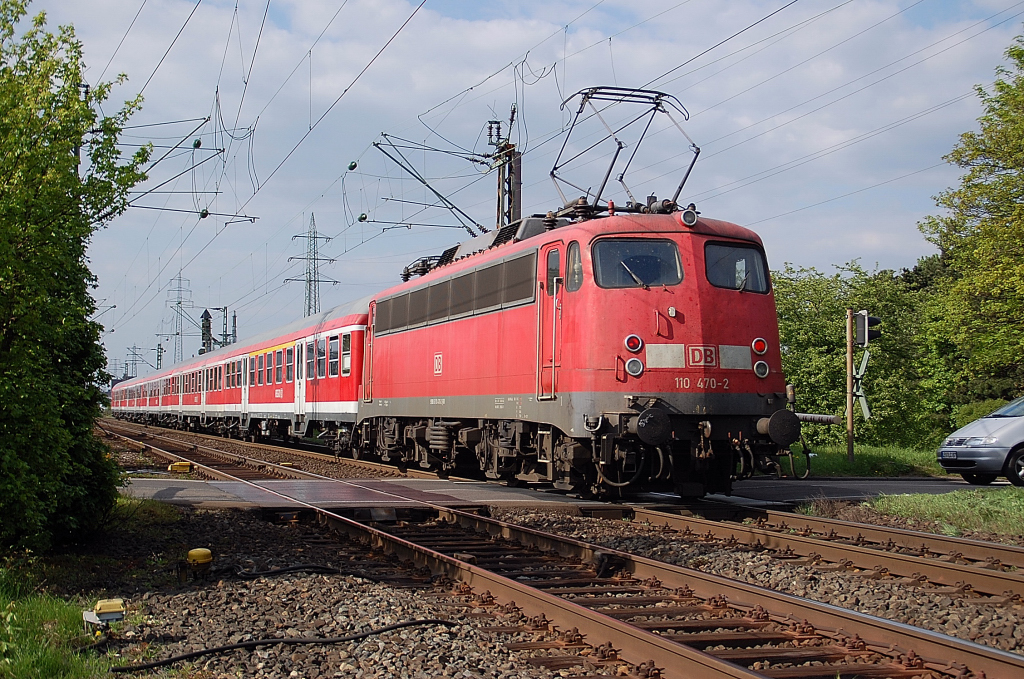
240,357,249,420
294,341,306,418
362,302,375,402
537,243,562,400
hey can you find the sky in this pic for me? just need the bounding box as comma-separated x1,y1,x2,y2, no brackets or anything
37,0,1024,378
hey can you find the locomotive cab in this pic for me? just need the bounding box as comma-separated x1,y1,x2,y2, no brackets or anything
545,210,799,496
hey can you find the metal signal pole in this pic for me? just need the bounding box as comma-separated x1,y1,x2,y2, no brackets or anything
846,308,855,463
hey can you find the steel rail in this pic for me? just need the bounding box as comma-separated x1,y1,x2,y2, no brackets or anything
104,431,1024,678
690,502,1024,571
625,507,1024,598
115,434,764,679
440,510,1024,679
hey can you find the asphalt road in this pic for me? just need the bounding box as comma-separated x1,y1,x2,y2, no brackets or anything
722,474,992,505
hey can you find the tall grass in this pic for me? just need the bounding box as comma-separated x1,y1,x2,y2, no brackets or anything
872,488,1024,536
0,554,107,678
791,443,944,477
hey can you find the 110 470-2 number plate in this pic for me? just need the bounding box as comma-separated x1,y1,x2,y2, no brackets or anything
675,377,729,390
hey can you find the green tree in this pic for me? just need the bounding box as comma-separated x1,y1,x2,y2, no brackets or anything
0,0,148,549
773,262,937,447
919,36,1024,398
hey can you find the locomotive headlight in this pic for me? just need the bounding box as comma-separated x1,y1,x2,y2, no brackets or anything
624,334,644,353
625,358,644,377
680,208,698,227
751,337,768,355
753,360,770,378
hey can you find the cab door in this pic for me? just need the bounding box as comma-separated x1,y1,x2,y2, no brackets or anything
537,243,562,400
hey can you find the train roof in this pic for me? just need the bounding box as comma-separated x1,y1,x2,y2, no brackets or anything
370,212,764,302
115,293,373,388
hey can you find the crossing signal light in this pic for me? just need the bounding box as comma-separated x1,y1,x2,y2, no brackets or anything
855,310,881,347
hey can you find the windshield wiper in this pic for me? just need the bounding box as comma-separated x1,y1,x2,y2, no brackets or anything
737,271,751,293
621,261,649,290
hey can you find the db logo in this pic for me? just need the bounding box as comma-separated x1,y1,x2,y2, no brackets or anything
433,352,443,375
688,345,717,367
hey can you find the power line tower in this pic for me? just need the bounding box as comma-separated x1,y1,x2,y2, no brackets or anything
126,345,154,378
163,274,194,363
285,213,338,316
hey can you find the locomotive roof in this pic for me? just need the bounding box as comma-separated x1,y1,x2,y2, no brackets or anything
372,212,765,302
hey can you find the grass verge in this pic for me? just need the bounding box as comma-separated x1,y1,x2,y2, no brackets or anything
870,488,1024,536
0,497,185,678
0,556,106,678
790,443,943,477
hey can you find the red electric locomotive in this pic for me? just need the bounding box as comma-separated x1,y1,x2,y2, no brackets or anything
111,87,801,497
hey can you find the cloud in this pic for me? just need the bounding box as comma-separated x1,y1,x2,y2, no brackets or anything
36,0,1022,370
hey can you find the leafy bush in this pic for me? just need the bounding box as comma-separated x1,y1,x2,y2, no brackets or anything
953,399,1008,429
0,1,148,550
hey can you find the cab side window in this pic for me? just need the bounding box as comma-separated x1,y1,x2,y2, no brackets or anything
546,249,560,296
565,242,583,292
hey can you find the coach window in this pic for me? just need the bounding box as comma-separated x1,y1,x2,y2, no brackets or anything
297,344,304,380
546,249,561,295
305,341,314,379
316,338,327,379
566,242,583,292
275,350,283,383
265,352,273,384
286,347,294,382
257,354,264,385
329,336,339,377
250,356,257,386
342,333,351,376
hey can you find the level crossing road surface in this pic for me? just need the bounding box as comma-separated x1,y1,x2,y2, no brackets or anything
124,476,602,510
126,473,978,510
712,474,986,507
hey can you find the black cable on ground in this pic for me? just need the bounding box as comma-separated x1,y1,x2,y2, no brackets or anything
109,619,456,673
211,563,342,579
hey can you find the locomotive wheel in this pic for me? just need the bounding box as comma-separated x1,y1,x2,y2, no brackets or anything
436,468,450,480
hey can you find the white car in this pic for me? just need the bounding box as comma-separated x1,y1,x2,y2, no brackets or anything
937,397,1024,486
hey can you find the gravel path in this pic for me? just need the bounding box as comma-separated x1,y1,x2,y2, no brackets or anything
492,508,1024,656
100,507,616,678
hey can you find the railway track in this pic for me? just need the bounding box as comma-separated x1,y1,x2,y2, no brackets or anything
99,430,1024,679
592,506,1024,601
100,419,456,480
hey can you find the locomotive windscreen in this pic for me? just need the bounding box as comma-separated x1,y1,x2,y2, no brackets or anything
704,243,768,293
593,239,682,289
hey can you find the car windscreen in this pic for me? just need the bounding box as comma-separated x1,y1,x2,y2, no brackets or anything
592,239,682,288
987,396,1024,417
705,243,769,293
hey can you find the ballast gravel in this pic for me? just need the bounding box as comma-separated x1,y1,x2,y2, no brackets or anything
104,508,611,679
491,508,1024,656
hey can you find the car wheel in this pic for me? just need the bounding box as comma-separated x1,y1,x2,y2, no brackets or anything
961,472,997,485
1005,448,1024,487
